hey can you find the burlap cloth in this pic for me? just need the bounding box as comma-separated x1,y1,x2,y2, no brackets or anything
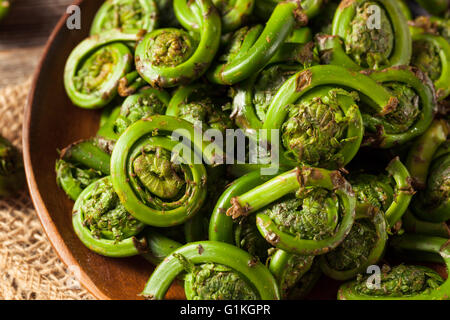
0,79,94,300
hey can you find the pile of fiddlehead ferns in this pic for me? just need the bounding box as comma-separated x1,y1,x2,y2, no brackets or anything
56,0,449,300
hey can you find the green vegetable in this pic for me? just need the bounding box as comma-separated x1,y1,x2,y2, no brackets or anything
320,157,412,280
57,0,450,301
209,170,277,245
269,249,315,299
321,214,385,280
227,167,356,256
396,0,412,20
56,137,113,200
114,87,170,134
64,30,137,109
231,64,302,130
407,120,450,223
184,263,259,300
361,67,435,148
117,71,148,97
281,87,363,169
72,176,146,257
338,235,450,300
135,0,221,88
166,83,234,133
265,65,402,168
97,104,122,140
410,29,450,101
318,0,411,70
0,136,24,197
141,229,183,265
141,241,280,300
110,115,222,227
402,210,450,238
90,0,158,35
208,1,304,85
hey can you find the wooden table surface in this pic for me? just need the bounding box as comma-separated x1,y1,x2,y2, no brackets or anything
0,0,74,89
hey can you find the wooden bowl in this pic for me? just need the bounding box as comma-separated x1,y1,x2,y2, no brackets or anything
22,0,185,300
21,0,354,301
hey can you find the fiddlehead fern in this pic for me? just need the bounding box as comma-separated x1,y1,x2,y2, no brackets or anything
227,167,356,256
0,136,24,197
338,234,450,300
361,66,435,148
209,170,277,245
352,157,413,228
320,157,413,280
318,0,411,70
264,65,386,168
118,71,149,97
184,263,259,300
56,137,113,201
228,27,316,130
231,64,305,130
174,0,255,33
90,0,158,35
266,65,434,153
134,0,221,88
407,119,450,223
141,229,183,265
97,104,122,140
207,1,305,85
410,16,450,43
110,115,223,227
72,176,147,257
410,20,450,101
281,87,362,169
402,210,450,238
141,241,280,300
166,83,234,133
114,87,171,135
320,209,387,281
64,30,138,109
234,214,272,261
269,249,316,299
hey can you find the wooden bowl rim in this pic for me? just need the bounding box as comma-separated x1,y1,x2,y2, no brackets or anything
22,0,109,300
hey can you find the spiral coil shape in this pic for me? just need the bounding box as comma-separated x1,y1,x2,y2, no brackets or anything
318,0,412,70
207,1,303,85
135,0,221,88
141,241,280,300
110,115,224,227
90,0,159,35
72,176,147,257
64,30,138,109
